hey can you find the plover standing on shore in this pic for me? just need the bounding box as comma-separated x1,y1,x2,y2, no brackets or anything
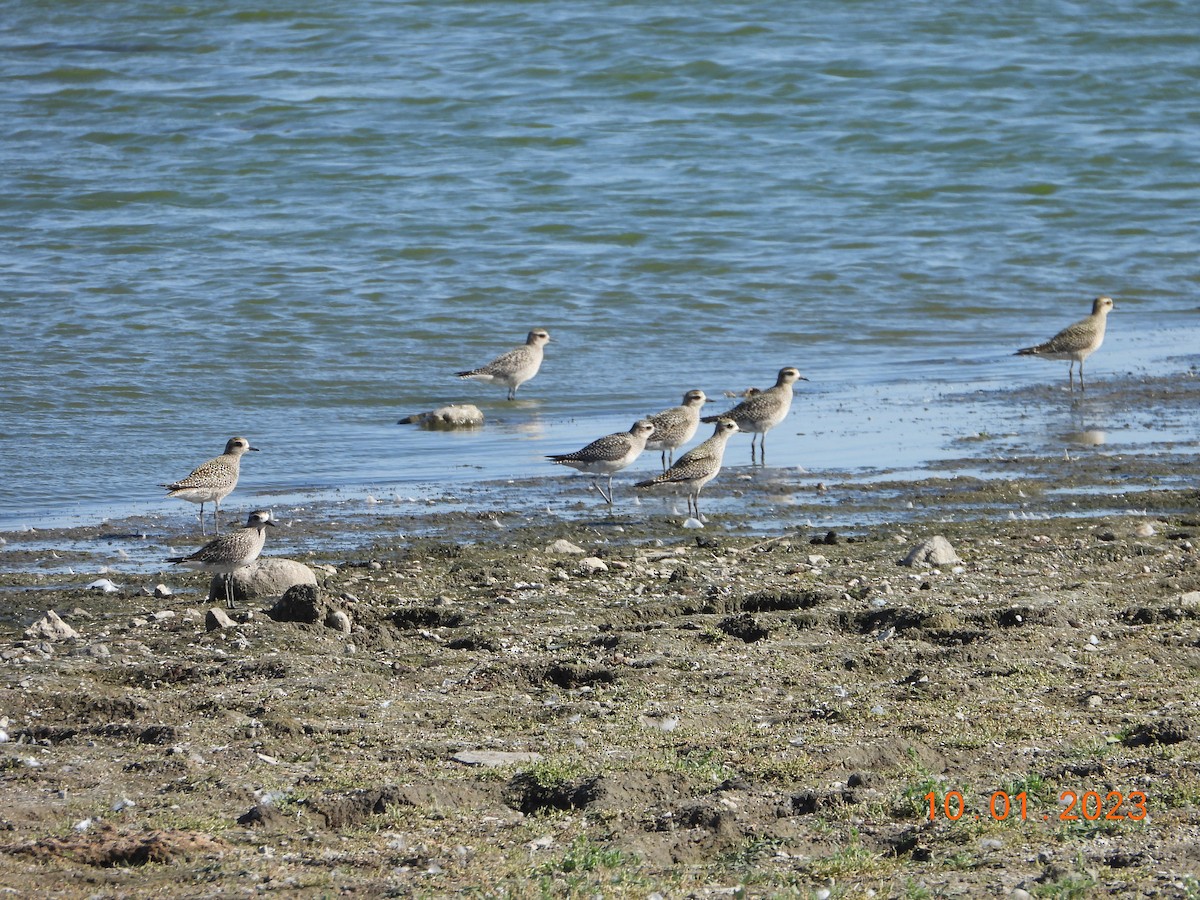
167,509,275,608
703,367,804,464
547,419,656,505
1015,296,1114,391
646,389,710,471
636,418,739,519
455,329,550,400
163,436,259,534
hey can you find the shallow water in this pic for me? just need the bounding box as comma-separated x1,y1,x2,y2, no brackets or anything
2,1,1199,530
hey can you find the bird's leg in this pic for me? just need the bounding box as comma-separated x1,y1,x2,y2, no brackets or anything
224,573,236,610
661,450,669,472
197,502,206,535
593,478,613,505
507,387,516,401
214,497,221,532
1079,361,1086,391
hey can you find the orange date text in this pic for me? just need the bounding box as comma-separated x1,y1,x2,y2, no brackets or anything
924,790,1147,823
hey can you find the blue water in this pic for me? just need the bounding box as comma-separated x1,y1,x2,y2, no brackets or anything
2,1,1198,529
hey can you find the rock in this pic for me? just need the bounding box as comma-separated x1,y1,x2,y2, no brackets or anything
152,584,173,598
206,608,237,631
268,584,351,633
87,578,120,593
217,558,317,604
900,536,961,568
547,539,586,555
579,557,608,575
398,404,484,429
451,750,542,768
1178,591,1200,610
268,584,325,625
26,610,79,642
325,609,352,634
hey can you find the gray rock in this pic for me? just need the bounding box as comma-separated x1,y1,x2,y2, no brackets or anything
268,584,325,625
900,535,961,568
206,608,237,631
325,609,352,634
451,750,542,768
579,557,609,575
547,539,586,555
398,404,484,429
214,558,317,605
26,610,79,642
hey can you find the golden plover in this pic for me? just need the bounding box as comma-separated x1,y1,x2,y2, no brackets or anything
703,367,804,464
167,509,275,608
1015,296,1114,391
636,418,739,519
646,389,710,471
547,419,656,505
163,436,259,534
456,329,550,400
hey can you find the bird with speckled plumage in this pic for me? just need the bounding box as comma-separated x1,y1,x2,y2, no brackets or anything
163,436,258,534
167,509,275,608
547,419,656,505
1015,296,1114,391
456,329,550,400
636,418,739,519
703,367,804,464
646,389,710,471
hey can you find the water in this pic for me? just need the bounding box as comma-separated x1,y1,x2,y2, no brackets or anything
2,1,1199,530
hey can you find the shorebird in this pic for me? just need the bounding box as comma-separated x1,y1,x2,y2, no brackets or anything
703,367,805,464
163,436,259,534
646,389,710,471
167,509,275,608
547,419,656,505
455,329,550,400
1015,296,1114,391
636,418,739,519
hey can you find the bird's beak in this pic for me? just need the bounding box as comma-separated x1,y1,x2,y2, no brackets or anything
798,376,810,381
266,519,277,527
249,446,261,452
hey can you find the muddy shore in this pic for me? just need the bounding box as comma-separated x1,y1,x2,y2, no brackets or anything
1,374,1198,898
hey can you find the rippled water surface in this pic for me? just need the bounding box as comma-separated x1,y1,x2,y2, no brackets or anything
2,1,1198,528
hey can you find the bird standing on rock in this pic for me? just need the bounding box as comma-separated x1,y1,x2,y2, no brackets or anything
1015,296,1114,391
703,367,804,465
455,329,550,400
167,509,276,609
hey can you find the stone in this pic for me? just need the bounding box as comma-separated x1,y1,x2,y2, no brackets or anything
451,750,542,768
216,558,317,605
579,557,608,575
268,584,325,625
26,610,79,642
325,609,352,634
398,404,484,429
900,535,961,568
547,539,586,555
206,608,237,631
